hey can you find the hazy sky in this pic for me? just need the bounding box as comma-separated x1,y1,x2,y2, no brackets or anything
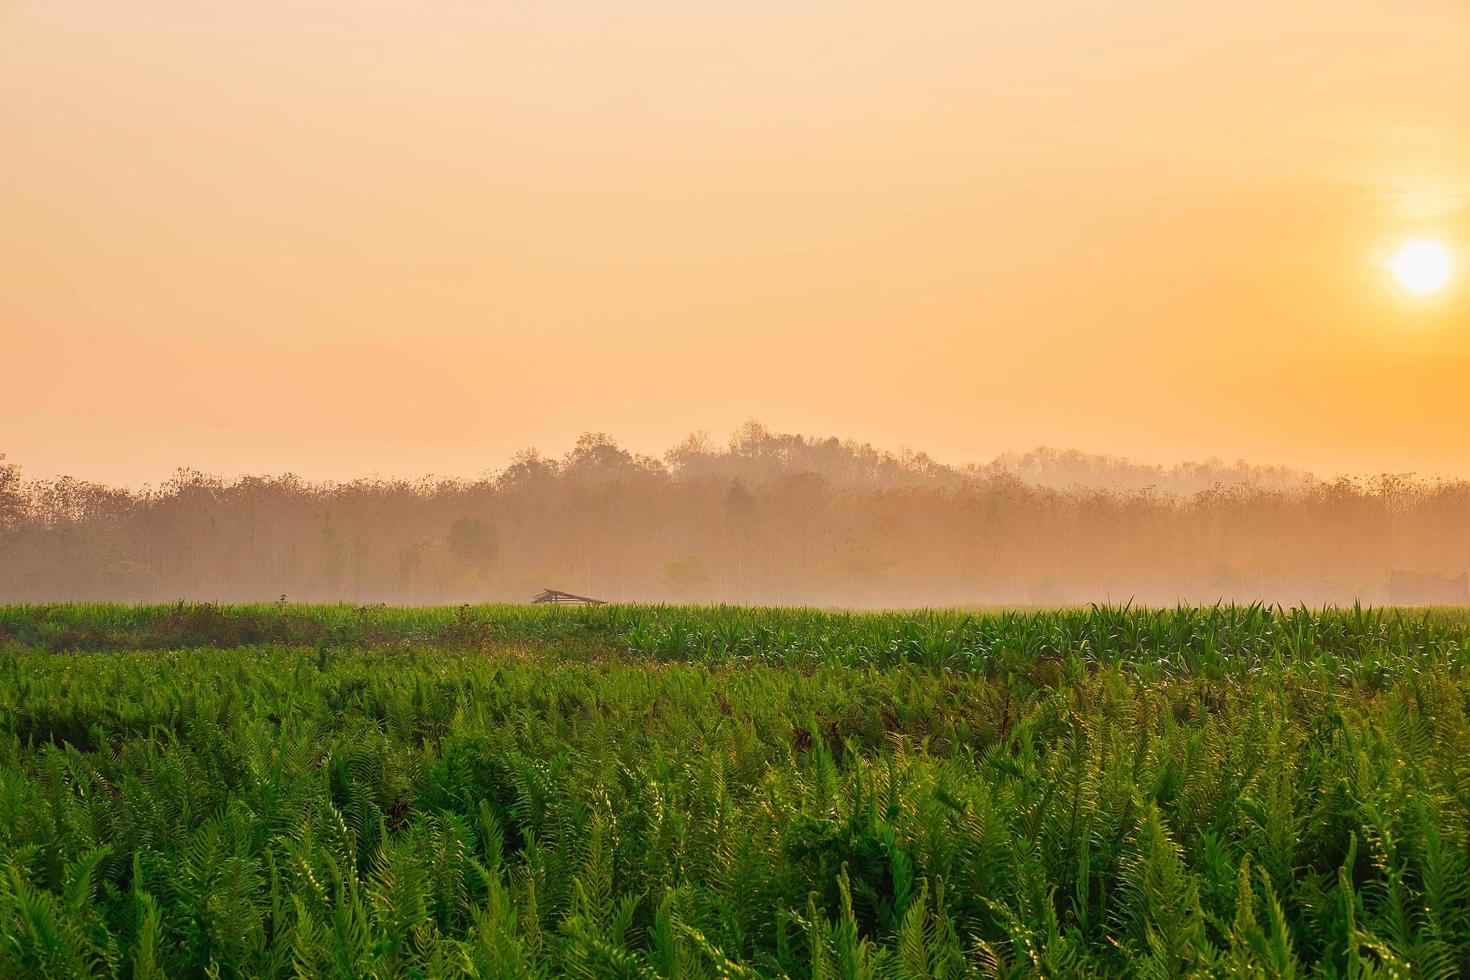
4,0,1469,486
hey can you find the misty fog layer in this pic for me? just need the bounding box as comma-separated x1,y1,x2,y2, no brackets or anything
2,423,1466,606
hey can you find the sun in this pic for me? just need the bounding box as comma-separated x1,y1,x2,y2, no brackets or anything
1390,239,1454,295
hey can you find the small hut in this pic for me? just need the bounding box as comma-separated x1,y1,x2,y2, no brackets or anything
530,588,606,605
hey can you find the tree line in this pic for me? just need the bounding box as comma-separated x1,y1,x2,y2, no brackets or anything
2,423,1466,605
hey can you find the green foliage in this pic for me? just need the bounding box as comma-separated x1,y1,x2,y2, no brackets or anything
0,603,1469,975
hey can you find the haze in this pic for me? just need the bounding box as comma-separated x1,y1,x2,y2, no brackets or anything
5,426,1468,607
3,0,1470,487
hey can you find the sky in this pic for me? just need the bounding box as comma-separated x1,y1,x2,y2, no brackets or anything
3,0,1469,486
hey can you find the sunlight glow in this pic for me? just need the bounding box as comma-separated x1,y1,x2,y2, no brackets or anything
1390,239,1454,295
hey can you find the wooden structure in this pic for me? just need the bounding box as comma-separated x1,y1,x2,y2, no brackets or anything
530,588,606,606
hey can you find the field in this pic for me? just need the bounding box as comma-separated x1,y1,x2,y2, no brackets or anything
3,604,1470,977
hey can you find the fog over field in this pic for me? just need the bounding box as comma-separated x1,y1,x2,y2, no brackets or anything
4,423,1466,607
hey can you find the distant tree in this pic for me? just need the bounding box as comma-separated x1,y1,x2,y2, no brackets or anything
565,432,634,473
318,517,345,595
724,479,754,527
447,517,499,573
496,449,558,492
663,431,716,476
0,455,21,530
397,544,423,591
661,555,713,603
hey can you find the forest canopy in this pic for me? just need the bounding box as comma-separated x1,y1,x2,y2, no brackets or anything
1,424,1465,606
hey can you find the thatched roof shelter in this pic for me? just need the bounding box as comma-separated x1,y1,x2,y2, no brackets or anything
530,588,606,605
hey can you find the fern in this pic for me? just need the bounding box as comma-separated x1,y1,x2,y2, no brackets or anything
3,606,1470,975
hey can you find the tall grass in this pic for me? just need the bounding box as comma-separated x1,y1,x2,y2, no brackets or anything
4,601,1469,679
0,604,1468,975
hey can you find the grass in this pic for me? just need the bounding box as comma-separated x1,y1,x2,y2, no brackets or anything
1,603,1469,976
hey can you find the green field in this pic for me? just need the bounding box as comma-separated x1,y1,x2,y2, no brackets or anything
3,604,1470,977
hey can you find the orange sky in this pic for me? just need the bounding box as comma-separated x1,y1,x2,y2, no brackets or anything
3,0,1469,486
